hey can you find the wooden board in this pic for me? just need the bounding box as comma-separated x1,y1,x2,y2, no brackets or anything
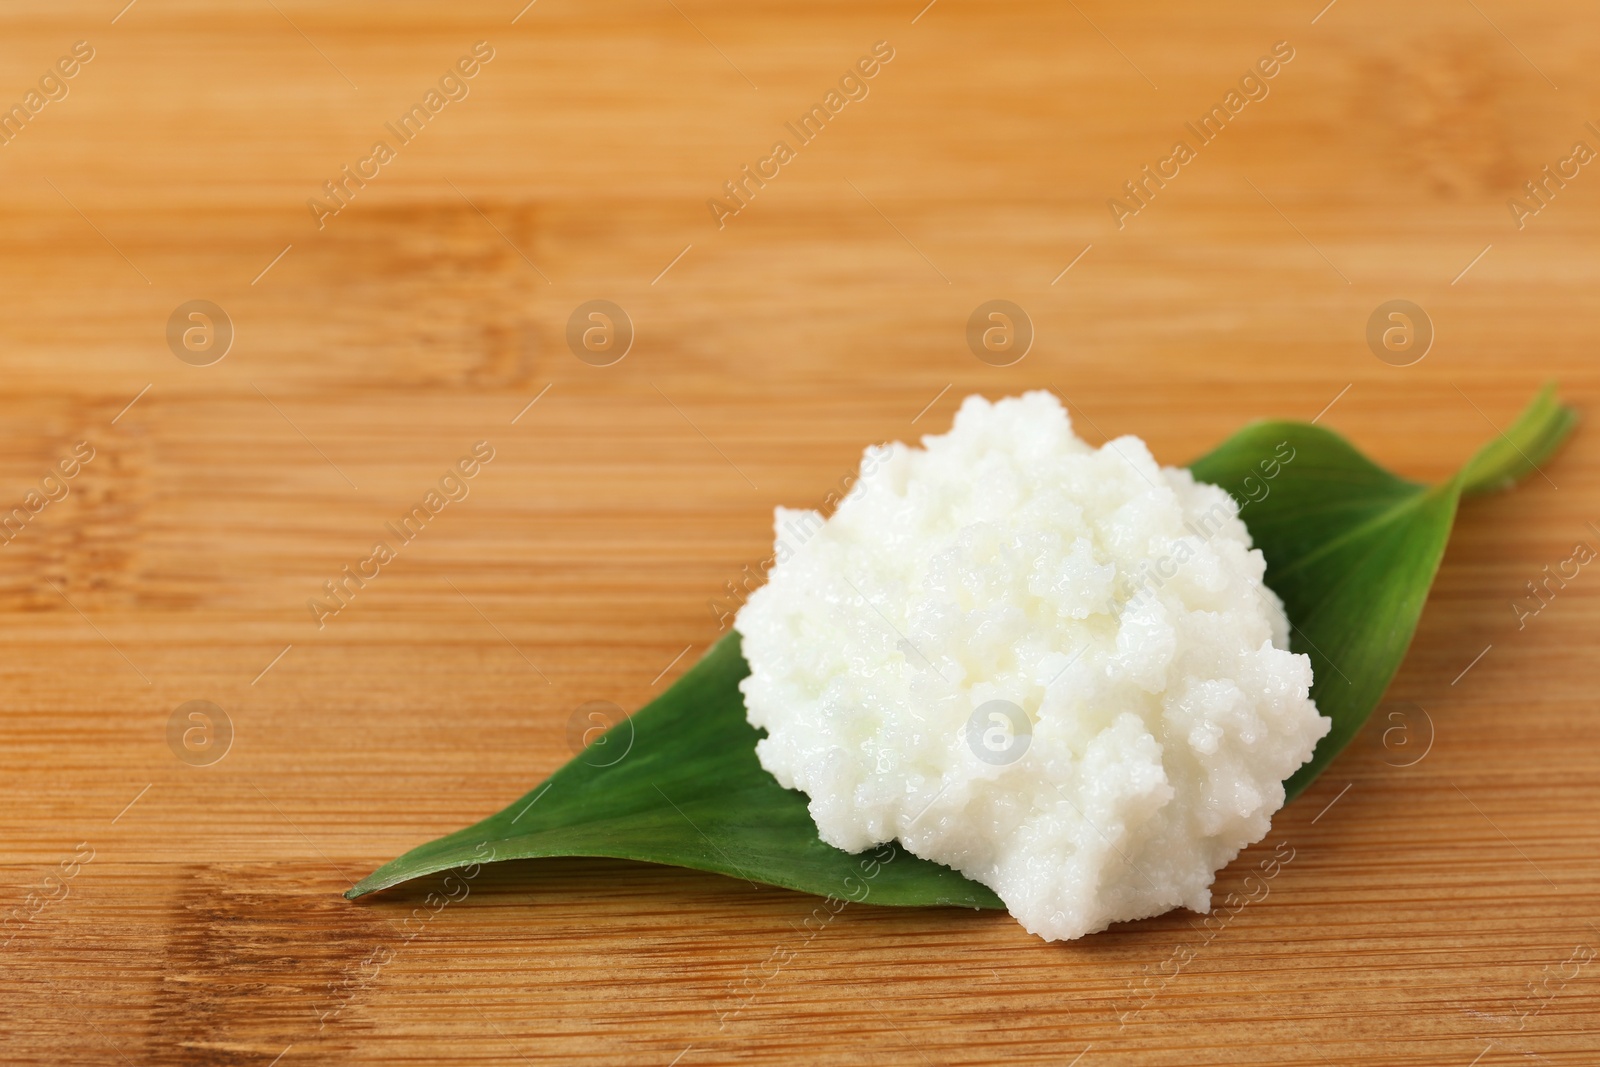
1,1,1597,1063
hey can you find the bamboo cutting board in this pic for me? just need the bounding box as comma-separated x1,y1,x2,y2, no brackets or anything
0,1,1597,1064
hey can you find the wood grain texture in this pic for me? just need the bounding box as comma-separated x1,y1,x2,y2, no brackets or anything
0,1,1597,1064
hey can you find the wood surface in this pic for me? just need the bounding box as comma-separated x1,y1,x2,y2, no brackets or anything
1,0,1597,1064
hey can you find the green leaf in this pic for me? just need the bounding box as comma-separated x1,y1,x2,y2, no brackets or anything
347,631,1003,908
1188,381,1576,801
1455,383,1578,496
349,385,1574,904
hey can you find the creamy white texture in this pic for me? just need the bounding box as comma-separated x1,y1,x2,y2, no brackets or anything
733,391,1329,940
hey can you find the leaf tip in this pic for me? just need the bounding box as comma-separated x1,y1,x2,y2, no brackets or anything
344,869,389,901
1458,381,1578,496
